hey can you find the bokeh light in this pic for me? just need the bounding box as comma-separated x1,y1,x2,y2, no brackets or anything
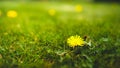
75,5,83,12
7,10,17,18
48,9,56,16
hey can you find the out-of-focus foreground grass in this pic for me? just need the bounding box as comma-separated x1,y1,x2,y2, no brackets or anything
0,2,120,68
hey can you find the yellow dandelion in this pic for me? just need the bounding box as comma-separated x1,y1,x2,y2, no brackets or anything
48,9,56,16
75,5,83,12
7,10,17,18
67,35,85,48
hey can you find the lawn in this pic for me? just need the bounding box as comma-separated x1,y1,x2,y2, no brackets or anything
0,2,120,68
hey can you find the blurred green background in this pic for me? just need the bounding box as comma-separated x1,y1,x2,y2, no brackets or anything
0,0,120,1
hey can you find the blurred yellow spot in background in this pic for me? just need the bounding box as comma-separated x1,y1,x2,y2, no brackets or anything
75,5,83,12
7,10,17,18
48,9,56,16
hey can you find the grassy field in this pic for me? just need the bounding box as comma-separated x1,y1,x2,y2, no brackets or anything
0,2,120,68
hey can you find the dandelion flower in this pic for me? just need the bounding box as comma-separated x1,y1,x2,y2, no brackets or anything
48,9,56,16
75,5,83,12
67,35,85,48
7,10,17,18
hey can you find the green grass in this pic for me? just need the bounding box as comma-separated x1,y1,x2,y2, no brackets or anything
0,2,120,68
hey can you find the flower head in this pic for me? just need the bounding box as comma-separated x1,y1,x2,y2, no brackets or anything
48,9,56,16
67,35,85,48
75,5,83,12
7,10,17,18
